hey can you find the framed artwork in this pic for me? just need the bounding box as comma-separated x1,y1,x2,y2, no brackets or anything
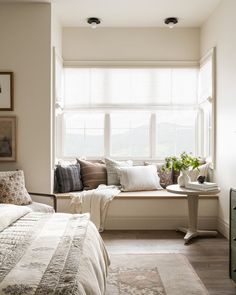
0,117,16,162
0,72,13,111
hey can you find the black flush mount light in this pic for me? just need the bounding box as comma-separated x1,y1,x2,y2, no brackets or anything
87,17,101,29
164,17,178,29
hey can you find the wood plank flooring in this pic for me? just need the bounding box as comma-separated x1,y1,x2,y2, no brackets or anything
101,230,236,295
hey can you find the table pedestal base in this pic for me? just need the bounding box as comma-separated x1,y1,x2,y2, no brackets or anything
177,227,218,244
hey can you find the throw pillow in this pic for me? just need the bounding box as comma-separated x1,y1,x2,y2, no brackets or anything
144,162,173,188
0,170,32,205
105,158,133,185
188,162,211,181
77,159,107,190
117,165,162,192
55,164,83,193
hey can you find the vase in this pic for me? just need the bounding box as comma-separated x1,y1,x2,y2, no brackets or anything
178,170,190,187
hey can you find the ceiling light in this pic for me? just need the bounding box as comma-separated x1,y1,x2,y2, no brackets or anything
164,17,178,29
87,17,101,29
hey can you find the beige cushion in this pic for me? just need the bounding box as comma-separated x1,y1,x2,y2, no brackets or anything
77,159,107,190
188,163,210,181
117,165,162,192
0,170,32,205
105,158,133,185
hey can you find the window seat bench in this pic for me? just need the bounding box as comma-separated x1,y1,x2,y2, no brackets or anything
48,189,219,231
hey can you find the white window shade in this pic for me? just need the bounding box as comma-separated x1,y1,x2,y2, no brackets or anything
64,68,198,107
199,57,213,103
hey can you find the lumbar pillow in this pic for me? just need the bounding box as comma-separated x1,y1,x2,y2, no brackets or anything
144,162,173,189
77,159,107,190
105,158,133,185
117,165,162,192
55,164,83,193
0,170,32,205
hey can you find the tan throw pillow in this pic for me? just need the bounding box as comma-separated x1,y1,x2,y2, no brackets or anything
77,159,107,190
0,170,32,205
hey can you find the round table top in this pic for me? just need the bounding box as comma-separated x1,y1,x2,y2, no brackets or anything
166,184,220,196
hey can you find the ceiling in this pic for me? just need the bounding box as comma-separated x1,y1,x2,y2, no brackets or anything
53,0,222,27
0,0,222,27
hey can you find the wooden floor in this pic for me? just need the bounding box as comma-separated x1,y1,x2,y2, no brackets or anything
101,230,236,295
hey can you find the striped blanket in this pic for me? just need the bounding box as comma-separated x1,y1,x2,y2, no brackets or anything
0,206,109,295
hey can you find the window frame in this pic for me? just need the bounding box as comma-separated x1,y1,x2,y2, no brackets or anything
54,59,215,162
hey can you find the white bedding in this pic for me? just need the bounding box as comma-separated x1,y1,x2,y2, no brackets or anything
0,207,109,295
0,204,32,232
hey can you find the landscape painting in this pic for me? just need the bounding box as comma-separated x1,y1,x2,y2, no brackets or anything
0,117,16,161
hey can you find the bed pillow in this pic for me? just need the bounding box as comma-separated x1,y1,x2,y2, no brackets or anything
144,162,173,189
117,165,162,192
105,158,133,185
55,164,83,193
77,159,107,190
0,170,32,205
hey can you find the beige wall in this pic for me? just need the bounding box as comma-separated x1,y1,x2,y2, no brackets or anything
62,27,200,61
201,0,236,236
0,3,52,193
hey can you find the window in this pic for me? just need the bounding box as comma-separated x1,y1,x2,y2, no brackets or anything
110,113,150,157
63,113,104,157
55,61,215,160
156,110,197,158
198,48,215,163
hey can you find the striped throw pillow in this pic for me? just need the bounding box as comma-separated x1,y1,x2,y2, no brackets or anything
77,159,107,190
55,164,83,193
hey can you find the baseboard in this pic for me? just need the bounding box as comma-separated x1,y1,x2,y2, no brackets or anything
217,217,229,239
105,216,217,230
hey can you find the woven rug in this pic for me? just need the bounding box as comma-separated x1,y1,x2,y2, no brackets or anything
106,254,209,295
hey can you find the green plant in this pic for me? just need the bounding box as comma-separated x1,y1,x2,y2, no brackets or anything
163,152,201,172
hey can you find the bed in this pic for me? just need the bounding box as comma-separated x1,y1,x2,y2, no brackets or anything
0,204,109,295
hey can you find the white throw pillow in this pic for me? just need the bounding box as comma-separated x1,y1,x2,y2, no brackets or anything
188,163,210,181
117,165,162,191
105,158,133,185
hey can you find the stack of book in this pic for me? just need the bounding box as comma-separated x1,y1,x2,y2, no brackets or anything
185,181,218,191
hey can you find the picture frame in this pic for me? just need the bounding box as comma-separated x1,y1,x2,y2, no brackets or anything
0,116,16,162
0,72,13,111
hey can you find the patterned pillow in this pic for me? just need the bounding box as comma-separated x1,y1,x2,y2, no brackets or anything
105,158,133,186
144,162,173,189
0,170,32,205
77,159,107,190
55,164,83,193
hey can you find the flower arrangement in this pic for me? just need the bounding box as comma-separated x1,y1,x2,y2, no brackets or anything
163,152,201,172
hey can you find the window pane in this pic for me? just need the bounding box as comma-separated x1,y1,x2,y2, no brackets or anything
156,110,196,158
110,113,150,157
63,113,104,157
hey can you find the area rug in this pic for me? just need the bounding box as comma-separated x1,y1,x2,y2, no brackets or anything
106,254,209,295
